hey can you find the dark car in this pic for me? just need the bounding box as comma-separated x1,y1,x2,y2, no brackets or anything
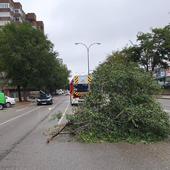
37,92,53,105
163,82,170,89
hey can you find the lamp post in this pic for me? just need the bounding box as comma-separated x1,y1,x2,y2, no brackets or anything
75,42,101,75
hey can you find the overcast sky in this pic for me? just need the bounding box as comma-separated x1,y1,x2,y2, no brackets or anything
20,0,170,77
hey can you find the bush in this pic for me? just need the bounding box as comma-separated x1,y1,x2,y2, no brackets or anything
69,56,170,143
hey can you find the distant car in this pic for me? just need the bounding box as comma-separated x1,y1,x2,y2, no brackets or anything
5,96,16,108
37,93,53,105
56,89,64,95
64,90,70,95
163,82,170,89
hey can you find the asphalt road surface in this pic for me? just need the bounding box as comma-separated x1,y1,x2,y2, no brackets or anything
0,96,170,170
158,98,170,114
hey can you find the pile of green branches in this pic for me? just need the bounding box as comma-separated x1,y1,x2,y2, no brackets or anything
69,56,170,143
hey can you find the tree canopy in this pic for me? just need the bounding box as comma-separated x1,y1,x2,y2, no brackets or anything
124,25,170,72
0,23,70,101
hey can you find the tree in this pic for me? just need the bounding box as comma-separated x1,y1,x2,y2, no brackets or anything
0,23,70,101
45,56,70,93
124,25,170,72
69,54,170,143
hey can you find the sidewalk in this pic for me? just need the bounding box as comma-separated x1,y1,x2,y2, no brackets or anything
157,95,170,100
15,101,34,109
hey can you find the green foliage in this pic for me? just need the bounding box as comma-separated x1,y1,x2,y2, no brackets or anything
124,24,170,72
0,23,70,97
70,55,170,143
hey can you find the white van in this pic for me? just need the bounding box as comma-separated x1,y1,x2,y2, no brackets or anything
6,96,16,107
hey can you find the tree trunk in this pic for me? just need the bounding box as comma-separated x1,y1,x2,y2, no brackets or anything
17,85,22,102
151,64,155,76
146,64,149,72
23,88,27,101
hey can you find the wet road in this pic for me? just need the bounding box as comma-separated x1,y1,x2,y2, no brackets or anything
158,99,170,113
0,97,169,170
0,96,69,162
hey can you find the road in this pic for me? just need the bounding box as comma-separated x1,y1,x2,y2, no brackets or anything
0,96,70,161
158,98,170,113
0,97,169,170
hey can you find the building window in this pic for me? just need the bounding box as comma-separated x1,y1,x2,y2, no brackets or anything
0,3,9,8
0,20,10,26
9,4,14,12
15,9,19,13
0,12,10,17
15,17,20,21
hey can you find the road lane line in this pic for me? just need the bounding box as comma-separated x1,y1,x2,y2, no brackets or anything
0,98,66,128
58,103,70,125
0,107,41,127
48,106,56,111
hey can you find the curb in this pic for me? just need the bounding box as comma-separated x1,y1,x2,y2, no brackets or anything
164,109,170,113
157,97,170,100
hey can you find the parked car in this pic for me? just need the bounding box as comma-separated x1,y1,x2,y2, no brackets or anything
163,82,170,89
37,91,53,105
56,89,64,95
5,96,16,108
64,90,70,95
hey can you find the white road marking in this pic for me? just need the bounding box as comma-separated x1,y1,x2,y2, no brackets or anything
58,103,70,125
48,106,56,111
0,107,41,127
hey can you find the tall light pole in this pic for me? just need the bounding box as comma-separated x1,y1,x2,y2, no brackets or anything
75,42,101,75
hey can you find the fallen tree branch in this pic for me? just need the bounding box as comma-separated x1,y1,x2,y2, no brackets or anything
46,120,90,143
72,123,90,134
46,122,69,144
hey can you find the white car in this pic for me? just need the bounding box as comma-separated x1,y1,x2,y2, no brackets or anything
64,90,70,95
6,96,16,107
56,89,64,95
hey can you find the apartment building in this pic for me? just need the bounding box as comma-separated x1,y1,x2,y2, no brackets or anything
26,13,44,32
0,0,44,32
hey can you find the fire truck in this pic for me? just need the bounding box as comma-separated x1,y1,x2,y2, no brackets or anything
69,75,92,105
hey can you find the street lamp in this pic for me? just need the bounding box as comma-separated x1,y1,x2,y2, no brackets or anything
75,42,101,75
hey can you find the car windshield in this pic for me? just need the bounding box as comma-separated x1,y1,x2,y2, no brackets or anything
38,94,50,99
74,84,89,92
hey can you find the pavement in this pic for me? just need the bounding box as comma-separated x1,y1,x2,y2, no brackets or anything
157,95,170,100
0,96,170,169
158,98,170,114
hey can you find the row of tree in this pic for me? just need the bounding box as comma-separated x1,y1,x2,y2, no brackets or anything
0,23,70,101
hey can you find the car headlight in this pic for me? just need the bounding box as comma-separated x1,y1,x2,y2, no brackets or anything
37,99,41,102
47,98,51,101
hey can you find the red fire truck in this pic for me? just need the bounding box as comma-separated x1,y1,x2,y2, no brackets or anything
70,75,92,105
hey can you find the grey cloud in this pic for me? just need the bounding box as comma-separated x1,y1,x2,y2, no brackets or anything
20,0,170,76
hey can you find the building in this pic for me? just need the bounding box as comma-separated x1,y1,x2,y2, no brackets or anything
0,0,44,32
26,13,44,32
0,0,25,26
154,61,170,88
